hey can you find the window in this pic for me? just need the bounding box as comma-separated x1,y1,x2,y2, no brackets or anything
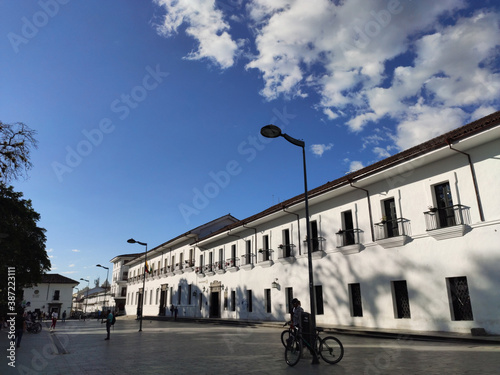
282,229,291,257
247,290,253,312
144,290,148,305
265,289,271,313
341,210,355,246
447,276,473,321
231,291,236,311
392,280,411,319
315,285,324,315
310,220,319,252
262,235,270,260
188,285,192,305
285,287,294,314
178,285,182,305
349,283,363,317
53,290,60,301
434,182,456,228
219,248,224,267
150,289,153,305
383,198,399,238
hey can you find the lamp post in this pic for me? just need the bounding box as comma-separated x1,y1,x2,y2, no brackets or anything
96,264,109,322
80,278,89,321
127,238,147,332
260,124,319,364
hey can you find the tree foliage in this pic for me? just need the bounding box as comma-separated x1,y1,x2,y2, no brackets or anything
0,121,38,183
0,184,50,315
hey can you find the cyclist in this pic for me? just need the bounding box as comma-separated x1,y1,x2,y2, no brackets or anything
291,298,303,330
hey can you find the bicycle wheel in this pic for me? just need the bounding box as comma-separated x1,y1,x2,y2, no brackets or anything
281,329,292,348
284,337,302,366
33,323,42,334
319,336,344,364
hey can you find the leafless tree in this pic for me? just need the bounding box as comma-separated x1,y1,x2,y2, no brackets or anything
0,121,38,183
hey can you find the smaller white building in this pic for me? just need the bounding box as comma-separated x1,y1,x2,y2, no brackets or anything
23,274,78,318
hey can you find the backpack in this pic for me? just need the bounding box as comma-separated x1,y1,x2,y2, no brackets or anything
111,315,116,325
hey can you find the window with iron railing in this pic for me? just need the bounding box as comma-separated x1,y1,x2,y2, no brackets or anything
374,218,410,240
424,204,470,231
336,228,361,247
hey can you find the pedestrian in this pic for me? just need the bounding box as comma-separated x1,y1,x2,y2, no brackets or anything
97,310,101,321
174,306,178,321
170,304,174,317
104,309,113,340
15,305,26,348
62,311,66,323
50,310,58,331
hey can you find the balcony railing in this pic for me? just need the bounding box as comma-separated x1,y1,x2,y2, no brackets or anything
225,258,239,268
277,244,295,258
257,249,273,262
303,237,325,253
336,228,361,247
424,204,470,231
374,219,410,240
240,253,253,266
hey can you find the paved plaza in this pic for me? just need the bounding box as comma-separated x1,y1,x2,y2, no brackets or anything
2,318,500,374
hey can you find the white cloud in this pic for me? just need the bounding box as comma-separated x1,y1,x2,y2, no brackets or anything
72,249,80,253
61,271,77,275
395,103,466,150
311,143,333,157
69,264,75,267
349,161,364,173
154,0,239,69
154,0,500,149
373,147,391,159
47,248,54,253
470,105,498,122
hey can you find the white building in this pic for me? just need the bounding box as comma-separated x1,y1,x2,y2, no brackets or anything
110,253,141,315
115,111,500,335
23,274,78,318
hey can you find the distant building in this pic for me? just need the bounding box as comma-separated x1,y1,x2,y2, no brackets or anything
110,253,141,315
23,274,78,318
110,111,500,335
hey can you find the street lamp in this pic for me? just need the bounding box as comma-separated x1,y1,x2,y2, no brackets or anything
80,278,89,321
127,238,147,332
96,264,109,322
260,124,319,364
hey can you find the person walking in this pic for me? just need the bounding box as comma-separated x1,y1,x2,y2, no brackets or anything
62,311,66,323
15,305,26,348
50,310,58,331
104,310,113,340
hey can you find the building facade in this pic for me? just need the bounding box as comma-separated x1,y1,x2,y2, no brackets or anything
114,112,500,334
23,274,78,318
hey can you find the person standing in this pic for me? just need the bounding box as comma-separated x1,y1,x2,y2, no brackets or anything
104,310,113,340
15,306,26,348
62,311,66,323
50,310,58,331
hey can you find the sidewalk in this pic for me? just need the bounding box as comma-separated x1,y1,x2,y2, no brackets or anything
142,315,500,344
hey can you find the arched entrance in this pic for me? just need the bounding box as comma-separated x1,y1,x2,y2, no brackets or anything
209,281,222,318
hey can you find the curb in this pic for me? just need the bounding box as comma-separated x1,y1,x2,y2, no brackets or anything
142,315,500,344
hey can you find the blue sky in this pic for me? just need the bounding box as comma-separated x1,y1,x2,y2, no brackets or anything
1,0,499,289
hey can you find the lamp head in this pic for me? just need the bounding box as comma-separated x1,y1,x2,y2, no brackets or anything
127,238,136,244
260,124,282,138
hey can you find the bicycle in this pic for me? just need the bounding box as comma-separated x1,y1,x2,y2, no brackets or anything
26,320,42,334
285,326,344,366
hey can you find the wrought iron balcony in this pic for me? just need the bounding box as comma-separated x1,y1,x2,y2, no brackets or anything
424,204,470,231
374,218,410,240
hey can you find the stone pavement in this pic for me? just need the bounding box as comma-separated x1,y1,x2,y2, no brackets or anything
2,317,500,375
